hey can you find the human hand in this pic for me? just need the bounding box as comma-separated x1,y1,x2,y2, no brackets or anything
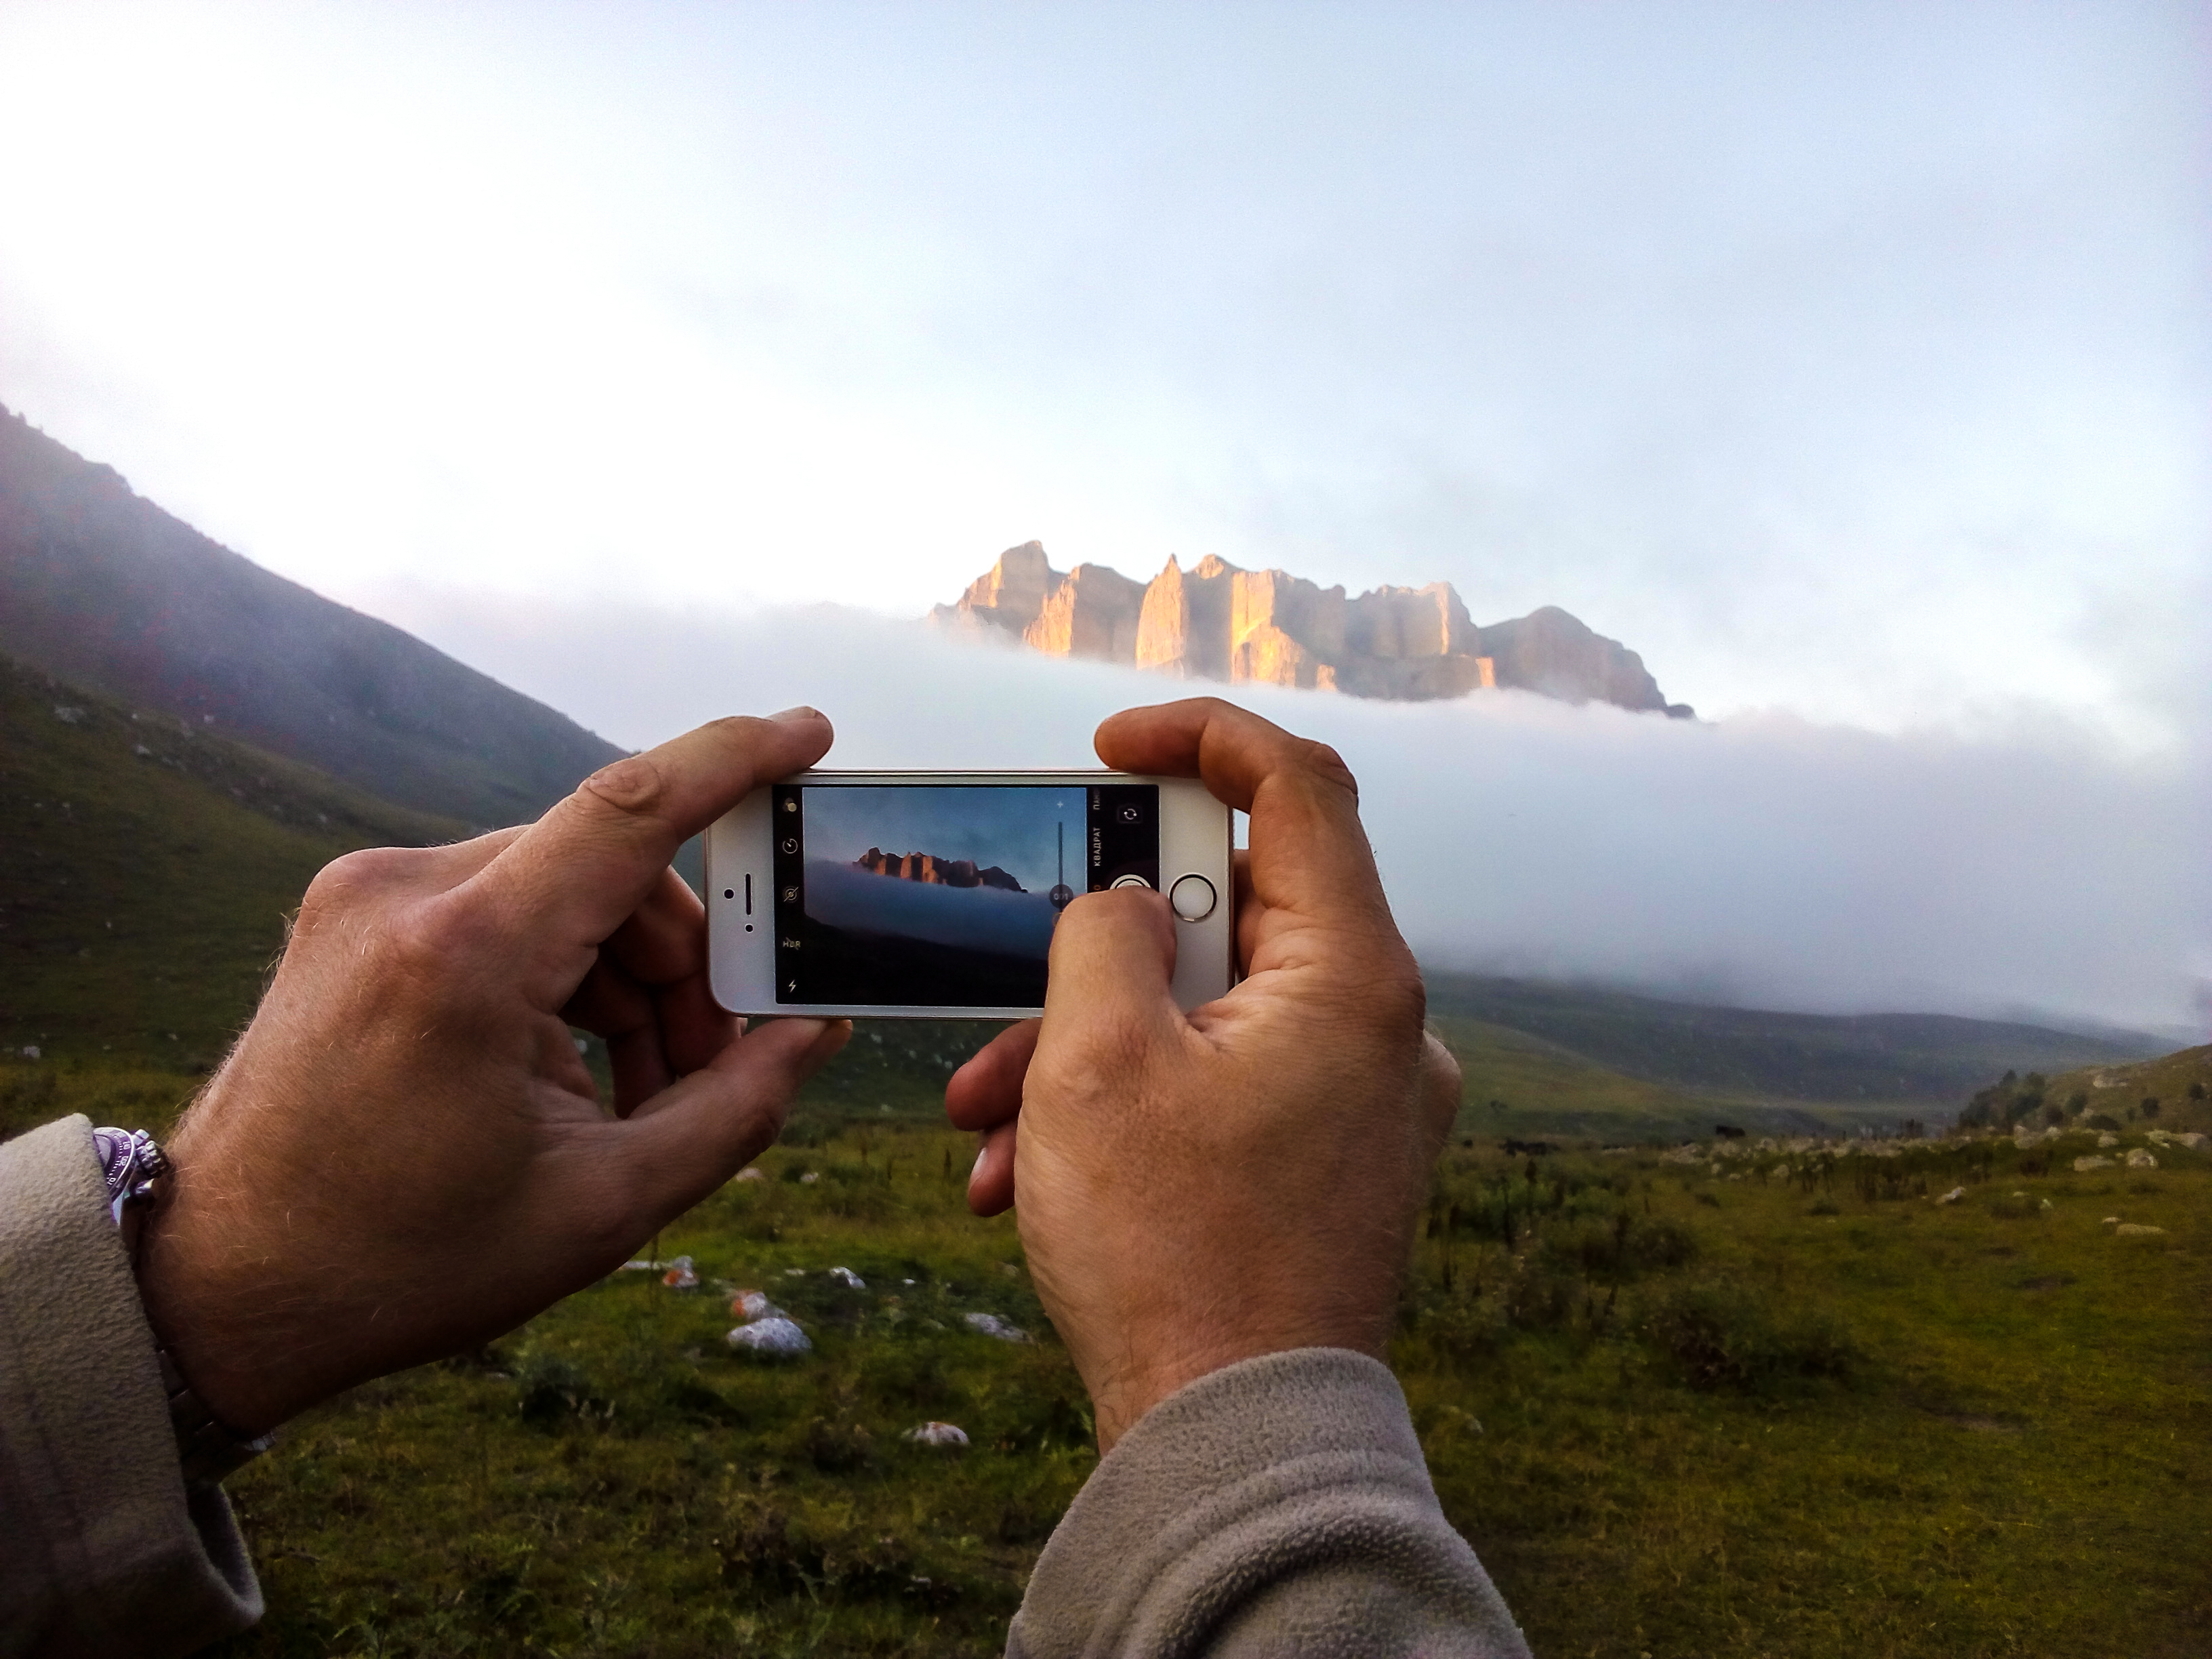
945,698,1460,1450
135,711,851,1435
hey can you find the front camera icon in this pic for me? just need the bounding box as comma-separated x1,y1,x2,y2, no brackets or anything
1119,805,1141,823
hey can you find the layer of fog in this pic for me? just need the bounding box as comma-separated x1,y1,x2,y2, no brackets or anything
369,586,2210,1038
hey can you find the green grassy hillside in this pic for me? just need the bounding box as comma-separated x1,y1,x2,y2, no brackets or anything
1427,970,2165,1110
2045,1045,2212,1134
0,653,467,1067
1430,1013,1900,1141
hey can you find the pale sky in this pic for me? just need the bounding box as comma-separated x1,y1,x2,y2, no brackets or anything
2,1,2206,743
3,2,2208,1030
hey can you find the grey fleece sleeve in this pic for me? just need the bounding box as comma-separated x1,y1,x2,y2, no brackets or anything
0,1115,262,1658
1008,1349,1528,1659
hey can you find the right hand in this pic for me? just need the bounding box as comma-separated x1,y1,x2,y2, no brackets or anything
945,698,1460,1450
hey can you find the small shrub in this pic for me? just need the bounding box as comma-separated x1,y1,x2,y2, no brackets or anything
512,1353,613,1427
1644,1282,1858,1392
802,1411,875,1473
2140,1097,2160,1119
1808,1198,1839,1216
2085,1112,2121,1132
1502,1262,1578,1332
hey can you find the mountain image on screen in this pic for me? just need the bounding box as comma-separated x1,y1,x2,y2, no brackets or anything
853,848,1025,893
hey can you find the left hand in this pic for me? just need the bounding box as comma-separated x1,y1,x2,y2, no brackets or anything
135,710,851,1434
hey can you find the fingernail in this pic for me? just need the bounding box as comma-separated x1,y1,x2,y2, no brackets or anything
770,705,822,723
969,1141,988,1186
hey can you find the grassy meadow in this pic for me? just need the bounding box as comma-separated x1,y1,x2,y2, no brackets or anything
6,1052,2208,1658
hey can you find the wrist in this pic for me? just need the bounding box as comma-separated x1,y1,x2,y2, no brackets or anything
131,1143,313,1438
1082,1316,1389,1452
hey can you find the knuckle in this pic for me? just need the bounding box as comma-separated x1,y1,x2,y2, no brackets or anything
577,754,670,819
1302,740,1359,800
373,893,494,978
296,846,422,929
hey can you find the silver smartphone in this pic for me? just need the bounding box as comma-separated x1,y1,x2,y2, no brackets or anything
706,770,1234,1019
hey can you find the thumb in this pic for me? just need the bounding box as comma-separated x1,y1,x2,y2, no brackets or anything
614,1018,852,1219
1040,887,1181,1047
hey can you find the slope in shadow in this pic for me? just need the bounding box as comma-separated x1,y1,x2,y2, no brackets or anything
0,404,623,829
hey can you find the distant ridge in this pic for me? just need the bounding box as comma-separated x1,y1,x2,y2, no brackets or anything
1424,971,2171,1109
930,540,1689,716
0,403,623,827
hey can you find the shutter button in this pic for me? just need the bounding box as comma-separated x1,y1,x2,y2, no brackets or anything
1168,874,1216,922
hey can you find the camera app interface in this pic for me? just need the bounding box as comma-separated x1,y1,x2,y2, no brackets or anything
771,783,1158,1007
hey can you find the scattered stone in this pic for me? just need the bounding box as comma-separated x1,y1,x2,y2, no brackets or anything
2114,1223,2167,1237
2096,1133,2118,1149
730,1289,783,1320
2101,1216,2121,1227
2073,1156,2114,1172
661,1256,699,1290
800,1171,821,1185
2124,1149,2158,1169
19,1046,39,1061
2039,1198,2053,1211
727,1316,811,1355
904,1421,969,1448
734,1167,766,1182
1934,1187,1965,1205
2174,1132,2207,1151
827,1266,866,1290
963,1312,1028,1343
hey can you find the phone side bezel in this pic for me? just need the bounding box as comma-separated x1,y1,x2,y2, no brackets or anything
705,769,1233,1020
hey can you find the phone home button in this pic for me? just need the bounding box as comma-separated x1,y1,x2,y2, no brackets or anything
1168,874,1216,922
1109,874,1152,891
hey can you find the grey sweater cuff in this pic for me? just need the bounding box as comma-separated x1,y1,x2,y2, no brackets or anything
1009,1348,1528,1658
0,1115,262,1657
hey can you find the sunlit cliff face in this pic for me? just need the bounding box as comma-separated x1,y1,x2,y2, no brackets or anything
930,543,1679,713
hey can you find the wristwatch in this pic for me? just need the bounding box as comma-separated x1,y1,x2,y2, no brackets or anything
95,1127,276,1486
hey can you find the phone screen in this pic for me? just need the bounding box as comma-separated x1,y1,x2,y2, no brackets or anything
770,782,1160,1007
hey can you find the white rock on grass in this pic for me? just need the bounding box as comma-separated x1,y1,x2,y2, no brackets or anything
2074,1156,2114,1172
964,1312,1029,1343
2125,1149,2158,1169
2114,1223,2167,1237
727,1316,811,1355
904,1421,970,1448
661,1255,699,1290
734,1167,766,1182
729,1289,783,1320
828,1266,866,1289
1934,1187,1965,1205
2097,1133,2118,1148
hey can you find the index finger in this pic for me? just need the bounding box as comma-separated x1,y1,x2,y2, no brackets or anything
470,708,833,963
1094,697,1391,933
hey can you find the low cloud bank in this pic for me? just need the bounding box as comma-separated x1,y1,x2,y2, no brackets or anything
371,587,2209,1036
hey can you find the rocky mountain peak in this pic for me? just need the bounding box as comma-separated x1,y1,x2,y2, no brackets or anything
929,541,1687,715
